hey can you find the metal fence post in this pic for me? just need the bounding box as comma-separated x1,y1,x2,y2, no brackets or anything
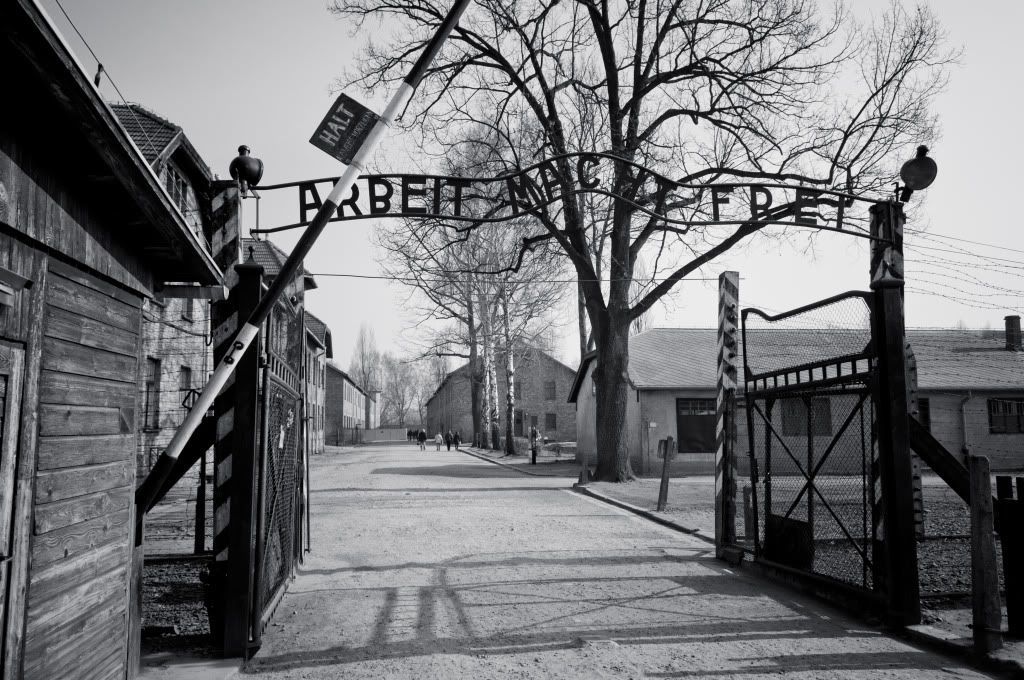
869,201,920,626
996,475,1023,638
657,437,675,512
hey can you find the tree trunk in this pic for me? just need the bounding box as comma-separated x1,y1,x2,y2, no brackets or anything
592,309,633,481
578,281,589,362
478,290,497,449
501,283,517,456
467,290,482,446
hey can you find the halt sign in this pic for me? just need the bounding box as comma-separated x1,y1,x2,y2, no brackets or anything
309,93,380,165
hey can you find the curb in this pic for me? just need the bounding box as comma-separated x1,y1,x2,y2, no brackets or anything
456,446,567,477
900,626,1024,679
571,486,716,545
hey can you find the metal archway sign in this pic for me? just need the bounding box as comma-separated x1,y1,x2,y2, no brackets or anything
250,152,879,239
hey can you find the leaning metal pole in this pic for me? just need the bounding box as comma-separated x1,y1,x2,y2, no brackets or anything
135,0,474,510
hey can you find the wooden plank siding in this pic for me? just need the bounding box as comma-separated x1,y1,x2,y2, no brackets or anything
20,264,142,680
1,238,47,680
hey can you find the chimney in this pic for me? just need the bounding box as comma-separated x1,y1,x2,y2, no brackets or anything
1005,315,1022,351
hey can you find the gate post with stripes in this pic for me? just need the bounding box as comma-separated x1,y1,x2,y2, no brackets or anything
715,271,740,558
208,180,265,655
869,201,921,626
211,260,263,655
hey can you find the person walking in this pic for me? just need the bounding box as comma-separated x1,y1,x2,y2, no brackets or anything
454,431,461,448
417,429,427,451
434,431,443,451
444,430,453,451
529,425,541,465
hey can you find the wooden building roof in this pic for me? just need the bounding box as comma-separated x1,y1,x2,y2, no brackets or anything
3,0,222,288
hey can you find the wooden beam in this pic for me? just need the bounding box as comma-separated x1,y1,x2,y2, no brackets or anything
155,284,228,301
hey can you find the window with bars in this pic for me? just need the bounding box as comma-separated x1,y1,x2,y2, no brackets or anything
545,413,557,430
988,398,1024,434
143,358,160,430
781,397,833,436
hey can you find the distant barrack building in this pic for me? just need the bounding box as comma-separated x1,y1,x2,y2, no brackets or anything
426,345,578,444
325,362,371,444
303,311,332,456
570,320,1024,474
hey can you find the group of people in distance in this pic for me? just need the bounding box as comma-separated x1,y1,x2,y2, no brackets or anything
408,428,461,451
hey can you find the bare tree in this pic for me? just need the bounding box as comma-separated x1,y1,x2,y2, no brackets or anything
379,352,415,427
335,0,953,480
349,323,380,392
377,131,568,450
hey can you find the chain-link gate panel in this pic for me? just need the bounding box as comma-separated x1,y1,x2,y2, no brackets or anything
258,379,299,616
255,297,304,628
743,292,883,595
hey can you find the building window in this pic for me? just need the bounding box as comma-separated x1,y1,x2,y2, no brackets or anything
545,413,557,430
144,358,160,430
181,297,195,322
544,380,556,401
165,163,188,212
676,398,716,453
677,399,716,415
988,398,1024,434
918,397,931,431
781,397,832,436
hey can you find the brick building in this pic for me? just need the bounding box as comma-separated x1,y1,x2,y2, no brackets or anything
325,362,367,444
426,346,578,444
303,311,332,456
111,104,217,494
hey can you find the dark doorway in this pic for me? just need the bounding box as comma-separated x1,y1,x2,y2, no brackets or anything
675,398,715,453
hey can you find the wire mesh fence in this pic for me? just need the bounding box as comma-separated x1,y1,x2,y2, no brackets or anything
742,292,881,594
257,378,301,620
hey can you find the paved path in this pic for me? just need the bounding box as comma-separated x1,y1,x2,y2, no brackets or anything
247,443,992,679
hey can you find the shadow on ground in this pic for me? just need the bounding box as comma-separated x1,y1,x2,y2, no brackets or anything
370,464,540,479
244,550,934,677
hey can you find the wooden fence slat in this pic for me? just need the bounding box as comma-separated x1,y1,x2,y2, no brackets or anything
30,508,130,568
43,305,138,357
39,404,125,437
26,540,124,608
39,370,136,410
40,337,138,384
46,258,142,309
23,563,126,634
23,606,125,680
36,434,135,470
45,272,139,334
34,460,134,504
33,486,132,535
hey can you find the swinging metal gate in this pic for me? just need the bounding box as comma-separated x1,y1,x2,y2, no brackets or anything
742,292,885,602
254,298,304,634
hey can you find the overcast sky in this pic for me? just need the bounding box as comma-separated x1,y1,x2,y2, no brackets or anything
40,0,1024,368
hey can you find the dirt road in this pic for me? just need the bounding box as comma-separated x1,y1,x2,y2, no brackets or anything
246,443,992,679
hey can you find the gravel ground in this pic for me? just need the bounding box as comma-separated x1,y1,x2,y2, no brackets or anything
142,559,216,658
